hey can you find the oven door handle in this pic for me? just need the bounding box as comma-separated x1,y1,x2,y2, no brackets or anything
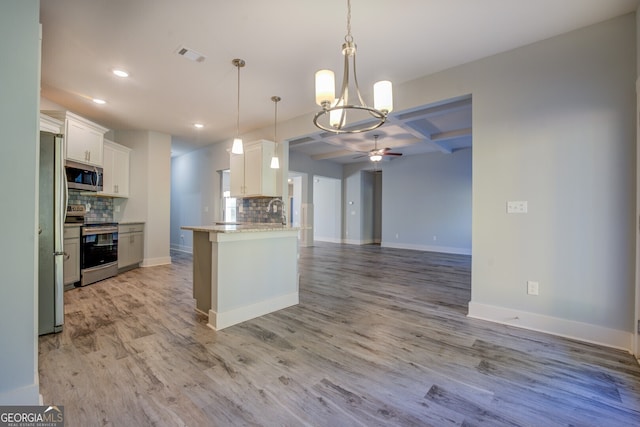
82,226,118,236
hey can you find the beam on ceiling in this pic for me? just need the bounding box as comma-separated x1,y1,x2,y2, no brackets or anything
311,149,357,161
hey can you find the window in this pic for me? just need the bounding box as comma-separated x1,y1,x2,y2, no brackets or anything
221,170,236,222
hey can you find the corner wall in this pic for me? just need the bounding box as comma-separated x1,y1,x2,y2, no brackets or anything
114,130,172,266
464,14,636,349
0,0,41,404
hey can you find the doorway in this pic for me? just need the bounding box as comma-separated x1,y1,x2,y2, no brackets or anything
313,175,342,243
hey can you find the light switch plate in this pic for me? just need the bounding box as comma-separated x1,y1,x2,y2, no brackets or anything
507,201,528,214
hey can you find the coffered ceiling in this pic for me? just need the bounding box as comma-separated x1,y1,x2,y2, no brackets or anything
38,0,638,160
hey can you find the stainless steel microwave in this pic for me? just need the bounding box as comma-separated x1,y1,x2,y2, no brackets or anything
65,160,103,192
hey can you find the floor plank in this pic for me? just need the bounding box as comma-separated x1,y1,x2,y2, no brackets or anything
39,243,640,426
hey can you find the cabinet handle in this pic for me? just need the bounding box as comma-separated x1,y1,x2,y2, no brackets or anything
64,252,70,260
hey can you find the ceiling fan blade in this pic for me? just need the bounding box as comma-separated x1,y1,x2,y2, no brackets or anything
353,154,368,159
384,152,403,156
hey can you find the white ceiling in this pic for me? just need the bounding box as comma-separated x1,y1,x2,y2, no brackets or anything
39,0,638,161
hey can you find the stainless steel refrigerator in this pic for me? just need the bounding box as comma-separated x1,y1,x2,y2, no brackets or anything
38,131,66,335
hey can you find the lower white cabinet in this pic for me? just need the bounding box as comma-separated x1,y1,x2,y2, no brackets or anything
63,226,80,286
118,223,144,271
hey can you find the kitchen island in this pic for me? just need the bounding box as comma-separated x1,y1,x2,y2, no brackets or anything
180,223,299,330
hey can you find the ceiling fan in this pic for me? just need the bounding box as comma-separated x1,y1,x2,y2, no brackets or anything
354,134,403,162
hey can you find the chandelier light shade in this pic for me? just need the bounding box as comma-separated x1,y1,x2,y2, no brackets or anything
313,0,393,134
315,70,336,106
270,96,281,169
373,80,393,113
231,58,245,154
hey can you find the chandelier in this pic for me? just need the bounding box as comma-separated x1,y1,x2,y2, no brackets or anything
313,0,393,134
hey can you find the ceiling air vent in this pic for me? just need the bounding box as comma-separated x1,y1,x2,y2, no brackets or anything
176,46,205,63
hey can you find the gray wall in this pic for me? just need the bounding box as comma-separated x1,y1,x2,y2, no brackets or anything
170,141,230,252
468,15,635,336
0,0,40,404
339,152,472,251
272,14,637,348
382,149,472,253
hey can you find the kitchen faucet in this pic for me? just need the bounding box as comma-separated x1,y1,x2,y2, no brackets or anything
267,198,287,225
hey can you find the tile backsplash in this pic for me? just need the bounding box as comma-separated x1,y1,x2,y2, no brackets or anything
236,197,285,224
68,189,113,222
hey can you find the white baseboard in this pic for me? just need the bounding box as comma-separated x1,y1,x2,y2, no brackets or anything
141,256,172,267
468,301,633,353
314,237,342,244
208,292,299,331
381,241,471,255
343,238,375,245
170,243,192,254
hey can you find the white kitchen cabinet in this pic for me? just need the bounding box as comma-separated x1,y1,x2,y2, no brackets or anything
42,110,108,167
230,139,277,197
63,225,80,287
118,223,144,271
100,140,131,197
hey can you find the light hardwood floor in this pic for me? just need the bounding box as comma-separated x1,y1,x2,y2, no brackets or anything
39,243,640,426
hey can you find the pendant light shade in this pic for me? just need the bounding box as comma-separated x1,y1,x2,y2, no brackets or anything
270,96,281,169
231,138,243,154
231,58,245,154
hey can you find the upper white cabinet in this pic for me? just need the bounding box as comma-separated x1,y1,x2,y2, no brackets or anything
99,140,131,197
42,111,108,167
230,139,278,198
39,113,63,133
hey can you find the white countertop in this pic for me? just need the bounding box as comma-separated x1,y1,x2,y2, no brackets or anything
181,223,299,234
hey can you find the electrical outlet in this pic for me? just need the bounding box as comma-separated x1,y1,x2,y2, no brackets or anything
507,201,528,214
527,281,539,296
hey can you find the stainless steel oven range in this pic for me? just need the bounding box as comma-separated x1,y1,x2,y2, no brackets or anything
80,223,118,286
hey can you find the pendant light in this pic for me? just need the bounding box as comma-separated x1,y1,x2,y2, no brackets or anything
231,58,245,154
270,96,281,169
313,0,393,134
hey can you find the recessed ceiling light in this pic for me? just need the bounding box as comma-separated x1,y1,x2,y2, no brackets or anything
92,98,106,104
113,69,129,78
194,123,204,129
